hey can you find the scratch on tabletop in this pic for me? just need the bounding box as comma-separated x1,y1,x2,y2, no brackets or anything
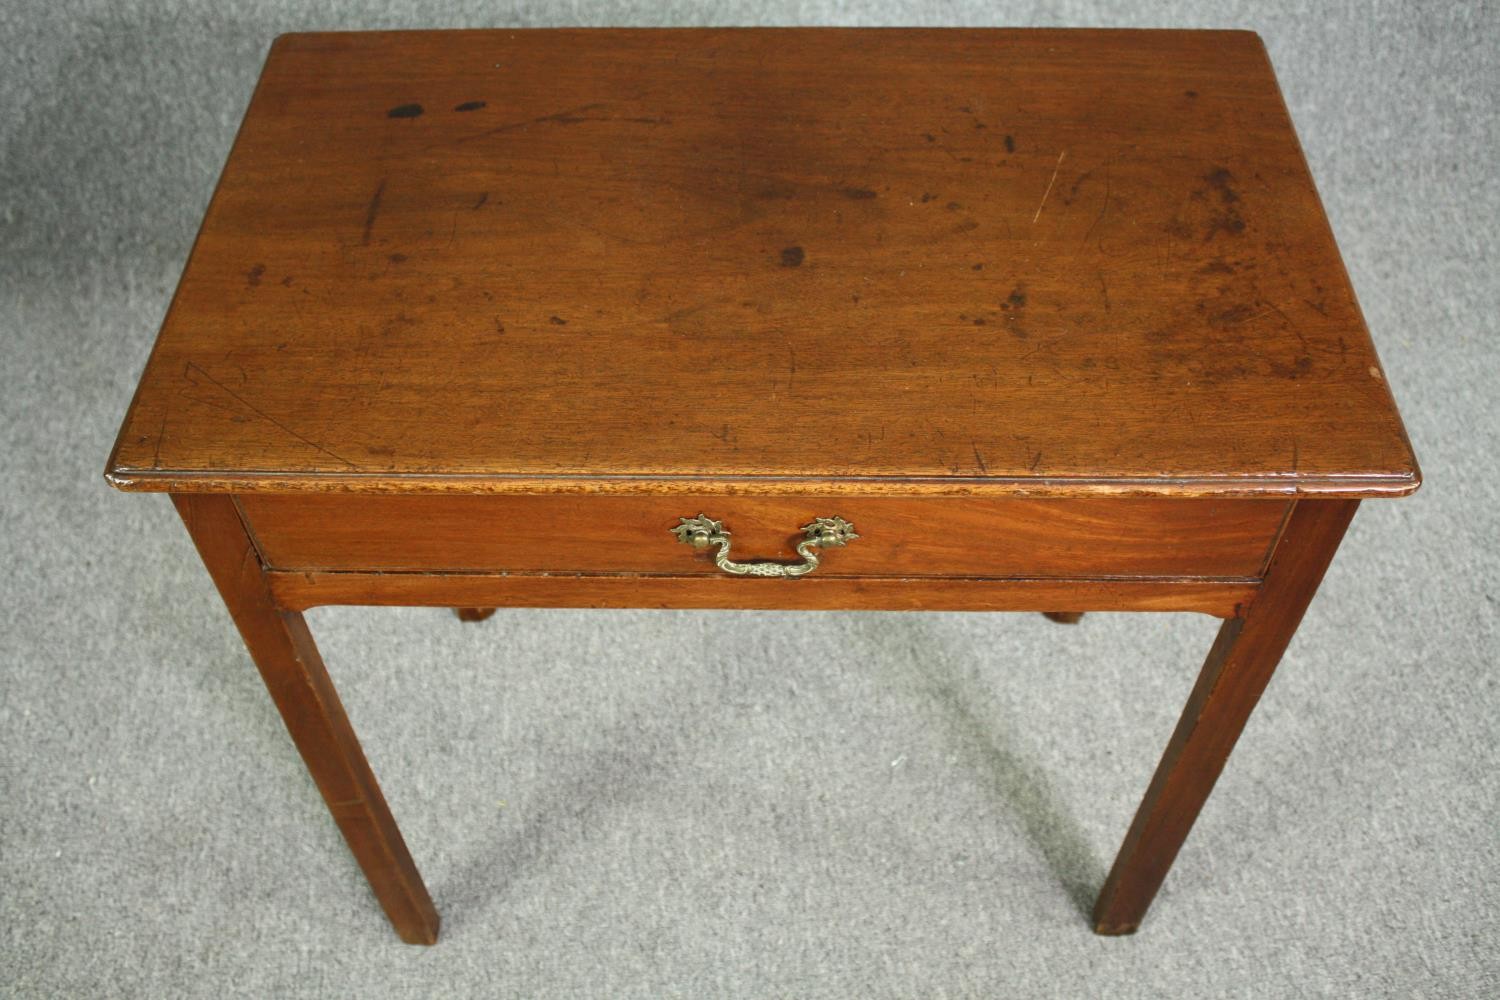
184,362,358,468
1084,171,1112,243
1032,151,1066,224
660,301,710,325
237,541,259,583
152,413,166,469
441,103,607,148
971,441,989,474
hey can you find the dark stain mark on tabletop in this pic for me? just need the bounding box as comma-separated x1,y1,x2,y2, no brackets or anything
387,103,424,119
1200,167,1246,240
1001,284,1028,339
661,302,711,328
1004,134,1016,153
388,253,407,264
1164,217,1196,241
361,179,387,246
549,315,568,325
1269,356,1314,379
1205,214,1246,240
246,264,265,288
1209,304,1255,328
1055,169,1094,211
1185,90,1199,99
842,187,878,200
381,313,417,338
1204,167,1240,204
454,100,487,112
472,192,489,210
780,246,805,267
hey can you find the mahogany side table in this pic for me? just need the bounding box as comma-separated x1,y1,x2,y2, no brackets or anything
106,28,1420,943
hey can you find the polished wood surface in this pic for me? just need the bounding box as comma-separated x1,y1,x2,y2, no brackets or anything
1092,498,1359,933
238,494,1289,578
107,28,1417,499
172,493,440,944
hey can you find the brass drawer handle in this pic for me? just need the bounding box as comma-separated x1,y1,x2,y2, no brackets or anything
671,514,859,578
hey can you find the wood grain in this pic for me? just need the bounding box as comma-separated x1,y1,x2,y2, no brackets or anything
1091,498,1359,933
106,28,1418,499
237,494,1290,578
172,493,440,944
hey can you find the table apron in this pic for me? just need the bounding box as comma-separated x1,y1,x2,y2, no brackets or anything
236,493,1292,581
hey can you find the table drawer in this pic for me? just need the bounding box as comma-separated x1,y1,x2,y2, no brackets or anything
237,495,1288,580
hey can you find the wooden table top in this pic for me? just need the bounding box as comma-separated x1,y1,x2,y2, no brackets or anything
107,28,1418,498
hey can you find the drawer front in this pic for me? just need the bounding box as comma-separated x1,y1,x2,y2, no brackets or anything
238,495,1288,579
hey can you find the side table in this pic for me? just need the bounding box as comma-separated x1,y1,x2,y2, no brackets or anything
107,28,1419,942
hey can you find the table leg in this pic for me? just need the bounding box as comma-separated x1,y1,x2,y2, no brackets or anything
1091,499,1358,935
453,607,497,622
1043,612,1085,624
172,494,440,945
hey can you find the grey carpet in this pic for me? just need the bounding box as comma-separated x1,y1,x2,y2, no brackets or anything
2,2,1496,997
